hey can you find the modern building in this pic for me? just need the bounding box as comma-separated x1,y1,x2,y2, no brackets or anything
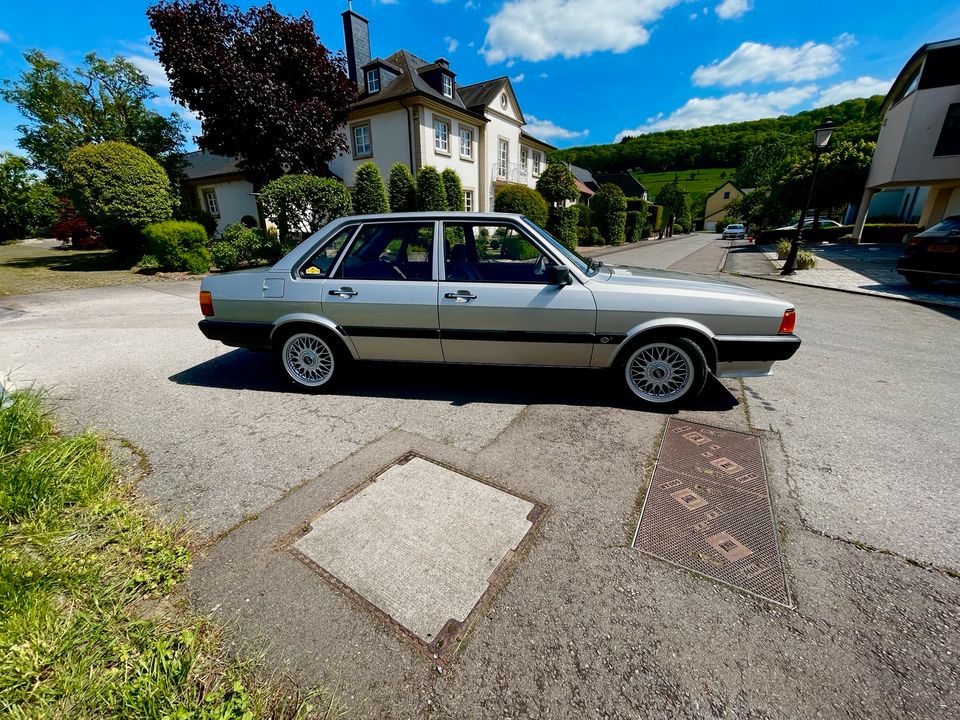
328,8,554,212
853,37,960,238
702,181,746,231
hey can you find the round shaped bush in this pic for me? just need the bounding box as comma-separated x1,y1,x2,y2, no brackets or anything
141,220,210,273
259,174,352,252
63,142,174,232
493,185,548,227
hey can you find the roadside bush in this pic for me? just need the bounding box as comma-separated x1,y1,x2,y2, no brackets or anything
647,204,664,235
583,226,604,246
259,174,352,253
441,168,465,211
576,203,592,228
591,183,627,245
388,162,417,212
52,198,103,249
353,161,390,214
210,222,270,271
796,250,816,269
175,205,218,238
493,185,548,226
547,205,578,251
536,162,579,207
142,220,210,273
62,142,174,260
416,166,447,211
626,211,643,243
776,239,791,258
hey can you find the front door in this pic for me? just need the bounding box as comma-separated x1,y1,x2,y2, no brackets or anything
321,220,442,362
438,220,596,366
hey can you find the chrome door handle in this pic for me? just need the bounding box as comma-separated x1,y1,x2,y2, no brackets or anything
444,291,477,302
329,288,358,298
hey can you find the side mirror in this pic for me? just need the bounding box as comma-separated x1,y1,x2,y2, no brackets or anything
549,265,572,286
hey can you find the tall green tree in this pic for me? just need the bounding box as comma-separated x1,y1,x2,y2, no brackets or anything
147,0,357,186
778,139,876,212
388,163,417,212
734,140,787,189
655,177,692,233
536,162,579,207
352,162,389,214
441,168,465,211
416,166,447,211
0,152,59,240
1,51,185,185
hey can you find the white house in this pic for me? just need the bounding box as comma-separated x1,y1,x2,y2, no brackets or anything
328,8,555,212
183,7,556,233
853,37,960,238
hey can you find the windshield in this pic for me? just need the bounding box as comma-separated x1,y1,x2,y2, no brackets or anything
726,224,744,230
925,216,960,234
522,217,600,276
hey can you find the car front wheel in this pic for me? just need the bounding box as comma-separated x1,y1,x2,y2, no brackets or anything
280,331,342,391
622,338,707,406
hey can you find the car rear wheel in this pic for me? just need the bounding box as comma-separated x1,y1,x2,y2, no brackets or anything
279,331,343,391
622,338,707,406
902,272,935,288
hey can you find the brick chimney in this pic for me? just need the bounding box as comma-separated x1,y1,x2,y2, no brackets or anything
342,8,370,89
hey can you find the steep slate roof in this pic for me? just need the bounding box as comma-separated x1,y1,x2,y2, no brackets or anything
182,151,242,180
595,172,647,196
457,77,508,112
353,49,485,121
568,164,598,188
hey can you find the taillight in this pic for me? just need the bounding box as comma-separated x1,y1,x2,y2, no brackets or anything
199,291,214,317
778,308,796,334
908,236,923,246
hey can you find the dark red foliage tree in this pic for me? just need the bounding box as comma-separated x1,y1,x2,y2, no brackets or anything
147,0,357,186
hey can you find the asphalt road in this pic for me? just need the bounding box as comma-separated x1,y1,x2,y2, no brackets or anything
1,238,957,719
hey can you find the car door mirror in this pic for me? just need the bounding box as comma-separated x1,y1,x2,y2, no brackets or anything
548,265,572,286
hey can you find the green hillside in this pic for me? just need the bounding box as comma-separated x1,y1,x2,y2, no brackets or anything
553,96,884,174
634,168,734,195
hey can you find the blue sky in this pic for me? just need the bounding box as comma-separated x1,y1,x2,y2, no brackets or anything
2,0,960,156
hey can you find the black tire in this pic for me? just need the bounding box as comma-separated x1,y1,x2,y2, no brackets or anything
902,273,935,288
275,327,349,393
621,336,708,406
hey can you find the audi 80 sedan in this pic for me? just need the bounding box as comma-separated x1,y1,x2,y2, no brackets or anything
198,212,800,405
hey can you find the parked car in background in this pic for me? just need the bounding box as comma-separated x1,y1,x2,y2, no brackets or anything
722,223,746,240
896,215,960,287
774,218,843,231
197,212,801,406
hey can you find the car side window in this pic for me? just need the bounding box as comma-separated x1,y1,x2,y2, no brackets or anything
336,222,435,281
299,226,356,278
443,222,555,283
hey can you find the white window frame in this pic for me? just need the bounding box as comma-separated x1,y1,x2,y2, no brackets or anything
202,188,220,217
442,74,453,98
532,151,542,176
366,68,380,93
520,146,528,168
498,138,508,177
353,123,372,158
434,118,450,154
459,127,473,159
463,189,473,212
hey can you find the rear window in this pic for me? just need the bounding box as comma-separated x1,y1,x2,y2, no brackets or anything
726,225,744,230
923,217,960,234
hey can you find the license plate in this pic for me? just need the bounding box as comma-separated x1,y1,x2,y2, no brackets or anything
928,245,957,253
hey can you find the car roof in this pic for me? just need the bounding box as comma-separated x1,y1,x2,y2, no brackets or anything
328,211,527,223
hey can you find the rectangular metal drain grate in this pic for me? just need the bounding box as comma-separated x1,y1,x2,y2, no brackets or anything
633,419,791,607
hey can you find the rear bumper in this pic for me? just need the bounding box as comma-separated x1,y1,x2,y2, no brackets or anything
198,319,273,350
714,334,801,363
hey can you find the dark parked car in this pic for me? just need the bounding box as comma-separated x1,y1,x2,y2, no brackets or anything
896,215,960,287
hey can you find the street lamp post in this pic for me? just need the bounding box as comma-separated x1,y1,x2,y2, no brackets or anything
781,118,835,275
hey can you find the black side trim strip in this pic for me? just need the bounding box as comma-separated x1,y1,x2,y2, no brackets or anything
198,320,273,349
715,336,801,362
342,326,627,345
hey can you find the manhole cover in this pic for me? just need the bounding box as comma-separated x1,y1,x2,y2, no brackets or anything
632,419,791,606
291,452,546,662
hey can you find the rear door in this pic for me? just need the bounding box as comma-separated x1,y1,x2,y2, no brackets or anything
321,220,442,362
438,220,596,366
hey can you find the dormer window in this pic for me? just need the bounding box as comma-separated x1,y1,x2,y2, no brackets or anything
442,74,453,98
366,69,380,93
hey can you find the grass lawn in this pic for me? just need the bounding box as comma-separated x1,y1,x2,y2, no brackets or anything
0,389,348,719
632,168,736,222
0,239,180,297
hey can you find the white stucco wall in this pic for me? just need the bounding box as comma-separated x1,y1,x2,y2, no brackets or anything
195,180,259,236
419,107,482,207
328,108,412,188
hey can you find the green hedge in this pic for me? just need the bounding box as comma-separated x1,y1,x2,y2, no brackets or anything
626,211,644,243
647,204,664,234
547,205,579,251
210,222,273,271
493,185,548,226
142,221,210,273
756,223,918,245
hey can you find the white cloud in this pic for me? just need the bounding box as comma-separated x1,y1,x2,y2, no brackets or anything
538,71,549,78
816,76,891,106
714,0,753,20
690,12,698,20
615,85,816,139
0,29,11,43
127,54,170,89
373,0,398,5
692,38,850,87
525,114,589,140
444,36,459,53
465,0,478,8
467,40,476,48
481,0,683,65
433,0,451,3
512,73,525,83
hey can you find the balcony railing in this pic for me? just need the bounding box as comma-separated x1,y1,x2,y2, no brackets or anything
492,161,529,184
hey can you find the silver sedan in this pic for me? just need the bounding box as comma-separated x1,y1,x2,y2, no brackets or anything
198,212,800,405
